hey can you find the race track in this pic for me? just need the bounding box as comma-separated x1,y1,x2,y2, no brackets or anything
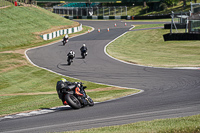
1,20,200,133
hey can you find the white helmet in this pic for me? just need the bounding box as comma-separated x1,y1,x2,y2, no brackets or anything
83,44,86,47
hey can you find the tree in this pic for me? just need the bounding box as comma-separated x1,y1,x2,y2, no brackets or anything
164,0,179,6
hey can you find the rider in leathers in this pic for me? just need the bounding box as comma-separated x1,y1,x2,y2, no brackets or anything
63,34,69,44
67,50,75,62
80,44,87,56
56,78,86,105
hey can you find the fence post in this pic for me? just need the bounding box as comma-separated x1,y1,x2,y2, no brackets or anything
103,7,104,16
114,7,116,16
126,6,127,15
121,7,122,16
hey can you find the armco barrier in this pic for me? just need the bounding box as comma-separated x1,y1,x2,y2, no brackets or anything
134,14,171,20
163,33,200,41
64,16,129,20
164,23,186,29
64,15,171,20
41,24,82,40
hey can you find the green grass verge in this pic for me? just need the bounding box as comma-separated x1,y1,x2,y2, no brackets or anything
0,6,76,51
63,115,200,133
87,89,138,102
107,28,200,68
133,24,164,29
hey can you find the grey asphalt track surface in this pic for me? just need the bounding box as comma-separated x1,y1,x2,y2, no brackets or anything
1,21,200,133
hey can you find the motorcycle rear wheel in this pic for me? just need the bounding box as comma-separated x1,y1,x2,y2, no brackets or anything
65,94,81,109
81,53,85,59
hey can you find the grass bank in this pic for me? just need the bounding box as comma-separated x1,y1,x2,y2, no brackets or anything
0,6,139,116
64,114,200,133
0,6,77,51
107,27,200,68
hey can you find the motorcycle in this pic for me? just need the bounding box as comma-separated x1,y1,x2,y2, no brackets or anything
67,56,73,65
67,55,74,65
62,37,68,45
57,82,94,109
81,50,87,59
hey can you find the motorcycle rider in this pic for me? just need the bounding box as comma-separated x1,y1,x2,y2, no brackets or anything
63,33,69,44
56,78,70,105
67,50,75,63
56,78,86,105
80,44,87,57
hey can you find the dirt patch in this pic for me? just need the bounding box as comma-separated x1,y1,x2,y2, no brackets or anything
0,49,26,55
86,87,128,92
0,92,57,96
0,5,11,9
1,61,28,73
0,87,128,96
34,22,80,35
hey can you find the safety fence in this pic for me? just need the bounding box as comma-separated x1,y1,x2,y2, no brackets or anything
191,2,200,14
40,24,82,40
53,6,127,16
65,15,129,20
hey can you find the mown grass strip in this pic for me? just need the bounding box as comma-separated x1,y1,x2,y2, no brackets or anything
63,114,200,133
107,28,200,68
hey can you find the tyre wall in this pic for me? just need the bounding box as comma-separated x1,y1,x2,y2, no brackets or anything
41,24,82,40
163,33,200,41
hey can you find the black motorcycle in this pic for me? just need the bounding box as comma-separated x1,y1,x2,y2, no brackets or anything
81,50,87,59
56,82,94,109
62,37,68,45
67,55,74,65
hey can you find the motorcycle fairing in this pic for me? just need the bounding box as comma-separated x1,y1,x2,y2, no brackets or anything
67,84,76,90
75,87,83,96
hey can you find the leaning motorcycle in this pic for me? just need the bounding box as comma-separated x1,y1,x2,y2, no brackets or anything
57,82,94,109
62,37,68,45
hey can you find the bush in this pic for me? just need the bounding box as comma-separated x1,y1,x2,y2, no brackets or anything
159,3,168,11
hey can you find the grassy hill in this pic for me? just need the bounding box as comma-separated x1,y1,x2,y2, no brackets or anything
0,6,78,51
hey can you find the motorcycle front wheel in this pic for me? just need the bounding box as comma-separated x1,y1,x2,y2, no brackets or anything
67,59,71,65
86,96,94,106
65,94,81,109
63,40,66,45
